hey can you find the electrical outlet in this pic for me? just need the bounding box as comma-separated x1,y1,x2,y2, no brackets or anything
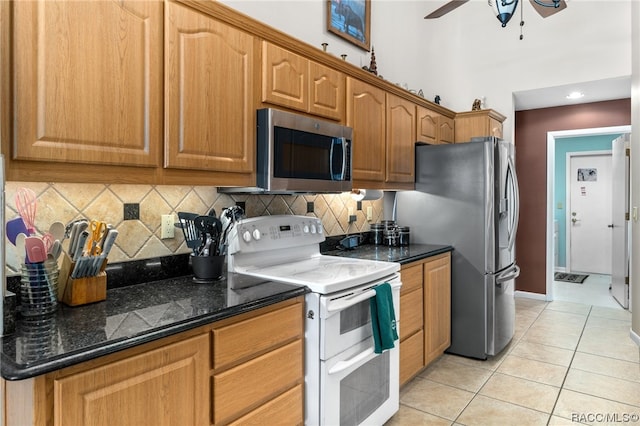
366,206,373,221
161,214,175,239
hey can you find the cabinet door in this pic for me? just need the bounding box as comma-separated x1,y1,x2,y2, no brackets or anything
165,2,255,174
52,334,209,426
262,42,308,112
424,253,452,366
416,106,439,144
308,61,345,121
439,117,455,144
13,0,162,167
346,78,386,183
489,117,503,138
386,94,415,183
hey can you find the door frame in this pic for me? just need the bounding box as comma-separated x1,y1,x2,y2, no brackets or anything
565,150,612,274
545,125,631,301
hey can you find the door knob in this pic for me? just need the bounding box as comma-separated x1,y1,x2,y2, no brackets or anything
608,224,615,228
571,218,580,224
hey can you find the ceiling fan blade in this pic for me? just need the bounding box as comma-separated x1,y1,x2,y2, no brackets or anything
424,0,470,19
529,0,567,18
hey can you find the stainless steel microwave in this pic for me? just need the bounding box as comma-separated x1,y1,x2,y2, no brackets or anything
222,108,353,194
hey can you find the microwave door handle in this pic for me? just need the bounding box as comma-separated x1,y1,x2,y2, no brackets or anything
329,138,347,181
328,347,375,375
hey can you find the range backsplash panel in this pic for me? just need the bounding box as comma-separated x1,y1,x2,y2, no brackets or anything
3,183,383,275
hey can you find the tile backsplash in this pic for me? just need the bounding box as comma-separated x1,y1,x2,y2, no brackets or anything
4,182,384,275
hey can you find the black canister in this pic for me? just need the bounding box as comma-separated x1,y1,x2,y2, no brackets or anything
370,223,384,245
398,226,410,246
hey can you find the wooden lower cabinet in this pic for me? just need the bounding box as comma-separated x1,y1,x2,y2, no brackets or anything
399,252,451,387
423,253,452,366
3,297,304,426
52,334,210,426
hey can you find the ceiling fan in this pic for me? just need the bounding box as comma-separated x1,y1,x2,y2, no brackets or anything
425,0,567,26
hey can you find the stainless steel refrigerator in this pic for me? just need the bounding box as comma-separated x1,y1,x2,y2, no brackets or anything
396,137,520,359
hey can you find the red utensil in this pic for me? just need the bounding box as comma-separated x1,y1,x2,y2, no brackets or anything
15,187,37,235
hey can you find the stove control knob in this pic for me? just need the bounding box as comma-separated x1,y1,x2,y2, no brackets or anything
242,230,252,243
310,224,317,234
303,225,309,234
317,224,323,234
252,229,261,240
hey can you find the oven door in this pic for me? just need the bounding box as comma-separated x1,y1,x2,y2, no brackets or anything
319,275,401,360
321,338,399,426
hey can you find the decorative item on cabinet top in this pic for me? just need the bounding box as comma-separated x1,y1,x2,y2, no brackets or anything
326,0,371,51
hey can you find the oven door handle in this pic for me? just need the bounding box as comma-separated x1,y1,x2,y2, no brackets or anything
326,289,377,312
328,347,375,375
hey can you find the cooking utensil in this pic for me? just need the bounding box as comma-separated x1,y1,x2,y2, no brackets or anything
25,236,47,263
87,220,107,255
194,215,222,256
48,221,66,242
48,240,62,261
178,212,201,255
15,187,37,235
15,232,27,263
6,217,29,245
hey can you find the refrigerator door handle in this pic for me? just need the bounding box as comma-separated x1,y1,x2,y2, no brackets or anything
496,264,520,287
507,155,520,252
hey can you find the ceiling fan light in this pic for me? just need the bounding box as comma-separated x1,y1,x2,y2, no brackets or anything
489,0,519,27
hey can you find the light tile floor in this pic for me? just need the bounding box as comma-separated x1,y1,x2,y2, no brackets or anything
553,274,622,309
387,297,640,425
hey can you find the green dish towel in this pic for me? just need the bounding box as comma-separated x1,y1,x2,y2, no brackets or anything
370,282,398,354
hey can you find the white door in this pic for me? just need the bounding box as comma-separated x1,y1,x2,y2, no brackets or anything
568,153,612,274
611,135,630,308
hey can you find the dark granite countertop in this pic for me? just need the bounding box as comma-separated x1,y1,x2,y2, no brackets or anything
322,243,453,264
1,272,308,380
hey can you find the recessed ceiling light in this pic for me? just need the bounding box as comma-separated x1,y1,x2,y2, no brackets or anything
566,91,584,100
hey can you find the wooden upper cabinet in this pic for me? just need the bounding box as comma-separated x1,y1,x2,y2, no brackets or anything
416,107,439,144
439,116,455,144
308,61,345,120
416,106,455,145
165,2,255,174
262,42,307,112
454,109,505,143
262,42,344,121
12,0,162,167
386,94,415,183
346,77,386,183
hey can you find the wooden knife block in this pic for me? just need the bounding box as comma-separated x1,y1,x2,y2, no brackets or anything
58,253,107,306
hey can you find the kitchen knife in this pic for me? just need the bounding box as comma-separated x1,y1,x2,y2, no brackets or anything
90,229,118,276
73,230,89,262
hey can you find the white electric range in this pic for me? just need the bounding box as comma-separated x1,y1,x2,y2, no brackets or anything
226,215,401,426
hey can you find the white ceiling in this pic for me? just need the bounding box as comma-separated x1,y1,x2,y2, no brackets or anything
513,76,632,111
422,1,632,112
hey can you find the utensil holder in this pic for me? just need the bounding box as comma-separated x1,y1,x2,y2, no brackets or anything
20,260,59,316
58,253,107,306
191,254,225,281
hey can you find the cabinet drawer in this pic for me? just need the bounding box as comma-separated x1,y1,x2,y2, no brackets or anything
400,330,424,387
213,302,303,369
229,384,303,426
213,339,303,424
401,263,423,293
400,287,423,340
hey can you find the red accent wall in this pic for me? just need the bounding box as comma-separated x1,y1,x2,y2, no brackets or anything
514,99,631,294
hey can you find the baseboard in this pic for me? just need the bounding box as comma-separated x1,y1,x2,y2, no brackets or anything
631,329,640,348
515,290,548,301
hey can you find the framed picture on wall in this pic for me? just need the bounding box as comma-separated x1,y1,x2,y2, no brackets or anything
327,0,371,51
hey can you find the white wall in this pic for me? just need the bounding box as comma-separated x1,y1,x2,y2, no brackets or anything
631,0,639,346
221,0,632,139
